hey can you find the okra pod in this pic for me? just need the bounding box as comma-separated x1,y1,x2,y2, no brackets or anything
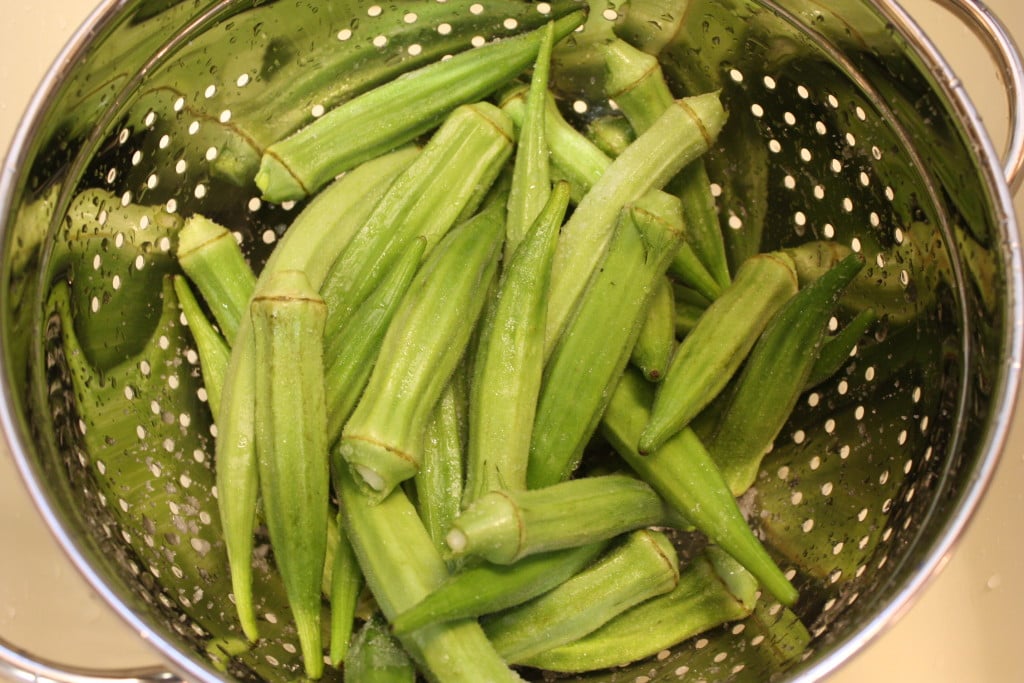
528,192,686,488
338,202,505,500
416,373,467,561
520,545,758,673
464,183,570,504
629,276,677,382
320,102,513,334
173,276,229,421
447,474,673,565
586,114,635,157
176,215,255,344
334,467,522,682
545,90,727,349
390,542,607,636
328,516,362,666
255,11,586,202
343,614,416,683
707,253,865,495
600,368,799,607
250,270,330,680
804,307,877,390
483,529,680,663
640,251,799,454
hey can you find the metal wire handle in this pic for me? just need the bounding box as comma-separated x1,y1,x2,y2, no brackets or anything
0,636,177,683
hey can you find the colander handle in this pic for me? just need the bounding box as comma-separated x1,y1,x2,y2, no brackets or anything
937,0,1024,192
0,636,179,683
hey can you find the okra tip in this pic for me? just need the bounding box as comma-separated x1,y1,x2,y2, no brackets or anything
255,151,308,204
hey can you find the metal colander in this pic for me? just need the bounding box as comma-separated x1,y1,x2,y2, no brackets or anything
1,0,1022,681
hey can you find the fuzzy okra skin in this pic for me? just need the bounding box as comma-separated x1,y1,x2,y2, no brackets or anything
447,474,672,564
484,529,680,664
320,102,514,335
334,467,523,682
639,251,799,455
344,614,416,683
255,11,586,202
390,542,607,635
527,192,686,489
464,183,571,504
172,276,229,420
707,253,866,496
338,202,505,500
630,276,677,382
600,368,799,607
250,271,330,680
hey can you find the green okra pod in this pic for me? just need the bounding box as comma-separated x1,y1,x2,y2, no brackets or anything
586,114,636,157
447,474,673,565
639,251,799,454
338,202,505,500
328,515,362,666
629,276,677,382
519,545,758,673
483,529,680,664
671,159,732,292
255,11,586,202
600,368,799,607
528,192,686,488
390,542,607,636
545,90,727,351
464,183,571,504
320,102,513,334
173,276,229,421
707,253,866,495
334,467,523,682
176,215,255,344
804,307,877,390
251,270,330,679
343,614,416,683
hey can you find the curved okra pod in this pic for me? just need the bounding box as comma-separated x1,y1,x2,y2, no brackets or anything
600,368,799,607
639,251,799,454
629,276,676,382
528,192,686,488
343,613,416,683
173,276,229,421
255,11,586,202
334,467,523,682
338,202,505,500
464,183,571,504
483,529,680,664
251,271,330,680
389,542,607,636
519,545,758,673
446,474,674,565
707,253,866,495
804,307,877,390
320,102,513,334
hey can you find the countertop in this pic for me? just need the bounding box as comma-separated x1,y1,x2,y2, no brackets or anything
1,1,1022,681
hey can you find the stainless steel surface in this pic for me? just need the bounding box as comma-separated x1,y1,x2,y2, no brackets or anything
1,1,1022,681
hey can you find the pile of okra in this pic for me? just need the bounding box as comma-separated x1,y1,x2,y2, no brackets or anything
173,9,870,681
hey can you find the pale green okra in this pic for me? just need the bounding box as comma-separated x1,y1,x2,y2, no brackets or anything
343,614,416,683
172,276,229,421
629,276,676,382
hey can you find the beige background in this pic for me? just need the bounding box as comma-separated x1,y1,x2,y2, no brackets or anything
1,1,1023,680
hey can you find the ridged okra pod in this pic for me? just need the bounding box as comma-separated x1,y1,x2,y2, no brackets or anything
251,271,330,679
334,467,522,682
343,614,416,683
416,373,467,561
173,276,229,421
600,368,799,607
447,474,673,565
255,11,586,202
320,102,513,334
528,192,686,488
338,203,505,500
464,183,570,504
520,545,758,672
804,307,877,389
483,529,680,663
707,253,866,495
176,214,255,344
545,90,727,350
328,517,362,666
390,542,607,635
630,276,676,382
639,251,799,454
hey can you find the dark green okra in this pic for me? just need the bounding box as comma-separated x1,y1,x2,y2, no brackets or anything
173,276,229,421
706,253,866,495
343,614,416,683
464,183,571,504
640,251,799,454
334,467,522,682
390,542,607,636
483,529,680,664
250,271,330,680
804,307,877,390
416,373,467,562
519,545,758,673
320,102,513,335
528,192,686,488
600,368,799,607
630,276,676,382
338,201,505,500
255,11,586,202
447,474,674,565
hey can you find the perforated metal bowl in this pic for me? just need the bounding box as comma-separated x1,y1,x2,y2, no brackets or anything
1,1,1022,682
